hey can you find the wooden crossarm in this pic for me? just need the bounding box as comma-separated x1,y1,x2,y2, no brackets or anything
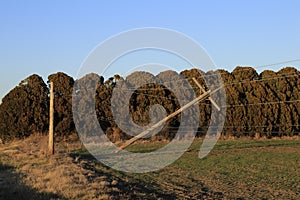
192,78,221,111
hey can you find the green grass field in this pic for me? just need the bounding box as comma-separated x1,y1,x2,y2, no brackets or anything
85,139,300,199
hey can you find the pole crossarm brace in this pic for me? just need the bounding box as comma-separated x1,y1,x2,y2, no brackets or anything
115,80,223,153
192,78,221,111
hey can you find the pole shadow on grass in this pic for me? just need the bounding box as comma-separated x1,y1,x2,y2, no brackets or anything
0,163,66,200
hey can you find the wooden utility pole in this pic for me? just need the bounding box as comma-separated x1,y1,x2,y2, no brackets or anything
49,82,54,155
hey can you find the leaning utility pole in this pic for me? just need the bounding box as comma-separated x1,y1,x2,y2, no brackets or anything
115,79,223,153
49,82,54,155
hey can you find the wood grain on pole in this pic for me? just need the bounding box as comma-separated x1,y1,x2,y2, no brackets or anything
49,82,54,155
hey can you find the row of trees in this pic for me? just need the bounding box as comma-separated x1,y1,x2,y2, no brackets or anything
0,72,75,142
0,67,299,143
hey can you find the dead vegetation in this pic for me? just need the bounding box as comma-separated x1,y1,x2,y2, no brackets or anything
0,134,219,199
1,134,299,199
0,134,126,199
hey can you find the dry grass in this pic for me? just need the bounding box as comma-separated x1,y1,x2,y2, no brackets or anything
0,134,131,199
0,134,299,199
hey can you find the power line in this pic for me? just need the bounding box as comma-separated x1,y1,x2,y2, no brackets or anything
99,118,299,129
74,73,300,128
225,73,299,86
114,71,299,92
73,60,300,124
256,58,300,68
223,99,300,108
131,58,300,81
194,58,300,78
115,72,299,103
71,59,299,99
98,110,300,129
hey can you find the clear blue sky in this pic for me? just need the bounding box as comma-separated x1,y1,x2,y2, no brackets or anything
1,0,300,100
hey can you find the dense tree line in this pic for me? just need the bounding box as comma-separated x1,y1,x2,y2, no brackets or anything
0,75,49,142
0,67,299,143
0,73,75,142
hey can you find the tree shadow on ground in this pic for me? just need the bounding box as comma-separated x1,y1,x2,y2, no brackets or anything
70,151,229,199
70,152,177,199
0,163,66,200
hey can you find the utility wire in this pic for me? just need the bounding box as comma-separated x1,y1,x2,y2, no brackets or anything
115,71,299,92
223,99,300,108
119,73,299,103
